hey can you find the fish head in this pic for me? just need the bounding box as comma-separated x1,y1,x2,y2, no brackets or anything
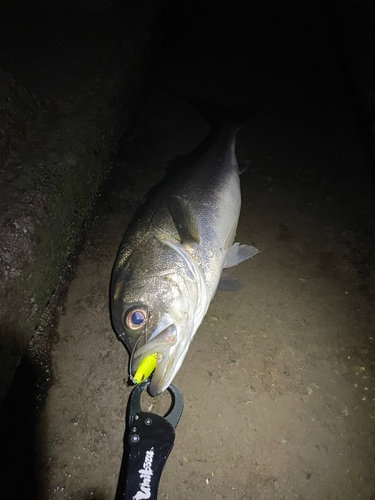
111,240,202,396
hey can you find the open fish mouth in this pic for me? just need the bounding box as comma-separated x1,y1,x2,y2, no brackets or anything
130,323,178,396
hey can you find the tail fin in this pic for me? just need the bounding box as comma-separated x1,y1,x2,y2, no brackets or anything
187,97,258,130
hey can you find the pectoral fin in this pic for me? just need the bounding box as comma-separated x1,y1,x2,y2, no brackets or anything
167,196,200,244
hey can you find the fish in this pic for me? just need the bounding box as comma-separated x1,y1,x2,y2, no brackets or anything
110,99,259,396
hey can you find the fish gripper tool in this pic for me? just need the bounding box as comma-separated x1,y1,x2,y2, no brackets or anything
115,379,184,500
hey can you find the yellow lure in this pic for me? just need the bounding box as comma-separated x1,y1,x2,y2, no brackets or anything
132,353,158,384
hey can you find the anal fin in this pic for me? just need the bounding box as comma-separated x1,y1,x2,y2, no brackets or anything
238,160,251,175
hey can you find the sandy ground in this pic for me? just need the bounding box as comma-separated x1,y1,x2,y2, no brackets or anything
36,3,375,500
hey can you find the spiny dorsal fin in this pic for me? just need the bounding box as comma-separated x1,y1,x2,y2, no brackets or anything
167,196,200,245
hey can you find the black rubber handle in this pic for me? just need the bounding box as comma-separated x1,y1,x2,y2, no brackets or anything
115,382,183,500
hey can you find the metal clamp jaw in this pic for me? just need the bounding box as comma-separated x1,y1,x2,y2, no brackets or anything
115,380,184,500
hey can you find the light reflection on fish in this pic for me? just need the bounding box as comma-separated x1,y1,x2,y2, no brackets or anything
110,99,258,396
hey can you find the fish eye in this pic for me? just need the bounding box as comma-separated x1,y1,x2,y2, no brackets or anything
125,308,147,330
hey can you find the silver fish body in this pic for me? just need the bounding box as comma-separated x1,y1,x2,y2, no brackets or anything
110,101,258,395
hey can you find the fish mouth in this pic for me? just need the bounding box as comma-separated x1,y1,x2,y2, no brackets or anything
130,322,178,396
